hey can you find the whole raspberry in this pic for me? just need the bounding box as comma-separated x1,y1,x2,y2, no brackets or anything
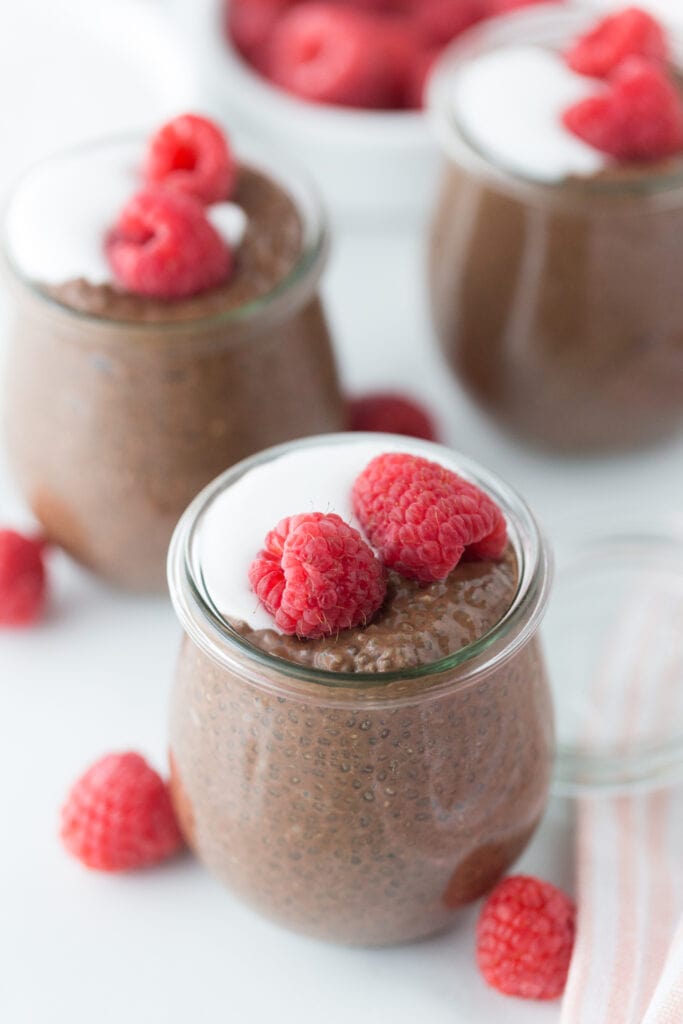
265,4,398,109
0,529,47,627
477,875,576,1000
249,512,386,638
348,393,438,441
60,752,183,872
352,453,507,584
563,57,683,162
107,188,232,300
144,113,237,204
566,7,668,79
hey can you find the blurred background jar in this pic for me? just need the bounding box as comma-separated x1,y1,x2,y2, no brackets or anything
428,6,683,454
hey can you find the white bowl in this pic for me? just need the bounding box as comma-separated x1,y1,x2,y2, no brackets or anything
170,0,443,228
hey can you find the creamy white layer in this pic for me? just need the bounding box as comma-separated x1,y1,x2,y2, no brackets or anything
6,139,247,286
452,45,608,183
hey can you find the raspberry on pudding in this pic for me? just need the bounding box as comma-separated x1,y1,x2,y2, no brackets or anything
565,6,669,78
106,187,234,301
2,115,343,590
167,434,553,945
144,112,237,203
249,511,387,638
429,6,683,452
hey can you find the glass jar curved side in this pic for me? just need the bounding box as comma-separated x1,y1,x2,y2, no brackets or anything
166,433,554,944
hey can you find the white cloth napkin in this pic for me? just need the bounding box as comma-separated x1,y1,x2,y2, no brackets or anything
561,590,683,1023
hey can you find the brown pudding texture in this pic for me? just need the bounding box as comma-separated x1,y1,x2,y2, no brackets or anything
4,166,344,590
169,547,554,945
431,116,683,453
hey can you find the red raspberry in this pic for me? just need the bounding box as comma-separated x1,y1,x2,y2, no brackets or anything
407,0,483,48
477,875,576,1001
265,4,398,109
0,529,47,627
352,453,507,584
566,7,668,79
348,393,438,441
107,188,232,300
563,57,683,162
144,113,236,204
249,512,386,638
227,0,295,68
60,752,183,872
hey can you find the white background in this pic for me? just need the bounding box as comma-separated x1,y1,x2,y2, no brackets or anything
1,2,683,1022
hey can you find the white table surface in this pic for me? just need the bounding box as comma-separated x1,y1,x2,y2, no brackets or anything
1,2,682,1022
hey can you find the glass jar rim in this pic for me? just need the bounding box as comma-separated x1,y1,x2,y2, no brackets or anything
1,129,329,332
167,432,552,699
427,4,683,204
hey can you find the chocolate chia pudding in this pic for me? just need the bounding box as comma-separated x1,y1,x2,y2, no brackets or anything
2,127,343,590
46,165,306,321
428,7,683,453
167,435,553,945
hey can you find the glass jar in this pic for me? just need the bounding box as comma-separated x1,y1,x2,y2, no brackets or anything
428,7,683,454
1,138,344,591
167,433,554,946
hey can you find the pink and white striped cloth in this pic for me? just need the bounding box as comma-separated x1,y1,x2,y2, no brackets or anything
561,590,683,1024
